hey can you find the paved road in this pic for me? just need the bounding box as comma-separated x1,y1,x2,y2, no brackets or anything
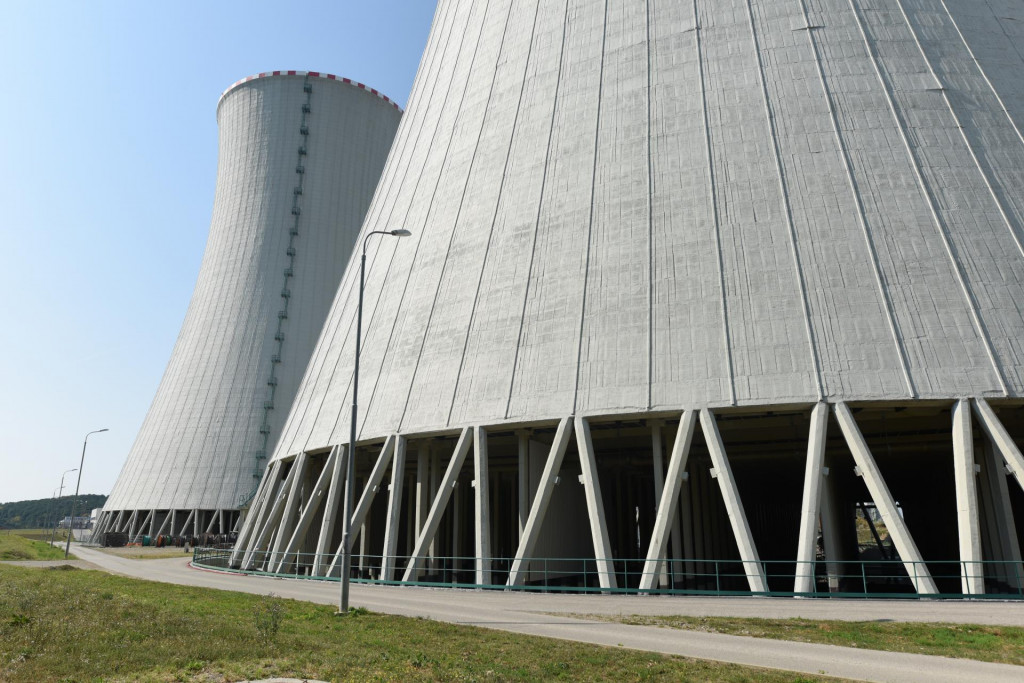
57,545,1024,682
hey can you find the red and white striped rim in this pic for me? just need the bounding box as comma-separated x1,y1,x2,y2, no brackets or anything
218,71,402,111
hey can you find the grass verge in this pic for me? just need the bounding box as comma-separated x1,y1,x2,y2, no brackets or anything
574,614,1024,666
0,529,72,561
0,564,838,682
96,546,192,560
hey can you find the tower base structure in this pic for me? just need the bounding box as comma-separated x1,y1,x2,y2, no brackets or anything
214,397,1024,598
92,507,241,545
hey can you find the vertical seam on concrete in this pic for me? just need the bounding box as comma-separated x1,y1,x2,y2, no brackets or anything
572,0,611,414
285,8,441,455
847,0,1009,397
396,0,516,431
982,0,1024,66
796,0,916,398
744,0,824,401
358,0,494,436
329,0,491,441
194,84,291,510
694,0,736,406
447,0,543,427
938,1,1024,149
292,0,461,454
896,0,1024,261
504,0,572,420
646,0,654,410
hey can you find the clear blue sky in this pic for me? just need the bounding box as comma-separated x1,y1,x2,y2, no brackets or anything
0,1,435,504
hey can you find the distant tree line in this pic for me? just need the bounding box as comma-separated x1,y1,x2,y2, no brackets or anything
0,494,107,530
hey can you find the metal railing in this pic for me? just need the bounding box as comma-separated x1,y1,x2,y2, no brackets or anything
191,548,1024,599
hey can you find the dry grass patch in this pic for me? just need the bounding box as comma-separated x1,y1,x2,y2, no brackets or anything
96,545,192,560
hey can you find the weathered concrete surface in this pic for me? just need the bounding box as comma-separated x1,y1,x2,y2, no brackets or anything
270,0,1024,457
65,544,1024,683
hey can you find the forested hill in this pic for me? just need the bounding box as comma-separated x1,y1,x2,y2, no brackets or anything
0,495,107,529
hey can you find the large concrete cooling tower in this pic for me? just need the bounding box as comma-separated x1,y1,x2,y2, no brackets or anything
97,72,402,540
229,0,1024,598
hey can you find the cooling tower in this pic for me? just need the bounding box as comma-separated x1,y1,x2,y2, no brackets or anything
228,0,1024,598
97,72,402,540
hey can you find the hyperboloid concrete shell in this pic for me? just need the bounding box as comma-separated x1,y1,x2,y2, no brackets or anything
228,0,1024,598
98,72,402,539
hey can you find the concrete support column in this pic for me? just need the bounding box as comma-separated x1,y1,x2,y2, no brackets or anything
473,426,491,586
575,417,617,590
416,443,429,540
978,440,1023,590
232,461,278,566
834,402,938,594
313,445,345,576
178,509,195,542
452,478,461,573
325,435,397,576
269,452,308,570
359,518,370,575
275,449,337,574
127,510,140,539
381,436,408,581
204,510,219,535
663,421,686,584
403,428,473,582
242,463,298,570
155,510,172,539
640,411,697,591
953,399,985,595
795,402,829,595
405,472,415,557
819,455,843,593
517,431,529,540
429,447,441,568
508,418,573,586
650,420,669,588
700,408,768,593
349,436,397,546
974,398,1024,491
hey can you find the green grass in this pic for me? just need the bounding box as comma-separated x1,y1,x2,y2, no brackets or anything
577,614,1024,666
0,564,837,682
0,529,72,561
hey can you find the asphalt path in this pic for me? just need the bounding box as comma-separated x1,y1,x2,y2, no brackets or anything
54,545,1024,682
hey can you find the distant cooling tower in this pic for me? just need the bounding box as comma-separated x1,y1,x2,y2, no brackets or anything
97,71,402,540
229,0,1024,598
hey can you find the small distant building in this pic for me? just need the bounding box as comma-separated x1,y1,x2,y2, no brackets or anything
59,516,91,530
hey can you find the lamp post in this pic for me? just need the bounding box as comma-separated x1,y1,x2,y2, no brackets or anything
339,228,411,613
64,429,108,558
50,468,77,545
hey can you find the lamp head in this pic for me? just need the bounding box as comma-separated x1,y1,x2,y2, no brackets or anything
389,229,412,237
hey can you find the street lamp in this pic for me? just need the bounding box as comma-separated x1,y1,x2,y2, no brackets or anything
50,468,78,545
64,428,108,558
339,228,411,613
